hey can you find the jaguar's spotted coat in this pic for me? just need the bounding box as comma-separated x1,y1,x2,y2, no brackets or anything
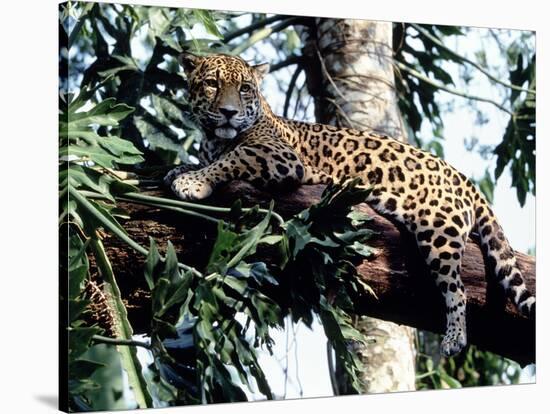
164,53,535,356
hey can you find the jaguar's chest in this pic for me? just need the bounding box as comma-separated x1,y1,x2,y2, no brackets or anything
200,136,240,164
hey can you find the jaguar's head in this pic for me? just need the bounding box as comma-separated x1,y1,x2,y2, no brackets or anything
180,53,270,140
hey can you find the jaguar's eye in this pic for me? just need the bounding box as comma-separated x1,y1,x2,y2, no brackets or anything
204,78,218,89
240,84,251,93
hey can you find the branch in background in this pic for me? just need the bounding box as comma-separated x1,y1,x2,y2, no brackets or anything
324,97,357,129
292,79,307,119
223,14,289,43
269,54,304,73
395,61,514,115
411,24,535,95
315,48,349,105
283,65,303,118
231,17,304,55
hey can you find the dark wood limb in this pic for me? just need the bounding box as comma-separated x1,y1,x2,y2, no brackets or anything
103,181,535,366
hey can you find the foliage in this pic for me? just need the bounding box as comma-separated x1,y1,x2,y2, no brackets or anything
138,180,375,405
60,1,235,168
59,80,143,233
144,213,281,404
78,344,132,411
394,24,464,156
393,24,535,205
494,54,535,206
64,233,104,411
280,180,375,391
60,83,154,410
416,332,521,390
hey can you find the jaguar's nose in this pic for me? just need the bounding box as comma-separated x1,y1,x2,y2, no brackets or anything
219,107,239,120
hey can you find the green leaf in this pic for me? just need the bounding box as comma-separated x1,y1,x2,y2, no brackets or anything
439,370,462,388
148,7,171,37
144,237,161,290
69,299,90,323
435,25,464,36
349,241,375,258
62,140,143,169
259,234,283,245
153,278,171,314
164,241,181,283
69,98,135,128
69,378,101,395
79,344,131,410
284,220,312,257
161,271,193,313
347,210,371,226
228,262,279,286
60,91,143,177
69,326,103,359
60,165,114,201
207,207,273,273
134,115,189,164
97,55,140,78
67,235,90,299
70,358,107,378
192,10,223,38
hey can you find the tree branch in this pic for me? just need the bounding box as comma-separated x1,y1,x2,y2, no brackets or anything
223,14,289,43
231,17,305,55
101,182,535,366
283,65,303,118
269,55,304,73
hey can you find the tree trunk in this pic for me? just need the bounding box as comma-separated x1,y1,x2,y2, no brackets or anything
299,18,416,393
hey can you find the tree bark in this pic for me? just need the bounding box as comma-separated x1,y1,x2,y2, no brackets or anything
102,182,536,367
299,18,416,393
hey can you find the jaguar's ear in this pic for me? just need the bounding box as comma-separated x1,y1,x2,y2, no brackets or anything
178,52,204,75
252,63,270,82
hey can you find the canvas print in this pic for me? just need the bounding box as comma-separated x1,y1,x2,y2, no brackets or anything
59,1,536,411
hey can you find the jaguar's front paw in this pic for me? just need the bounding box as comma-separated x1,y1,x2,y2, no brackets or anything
171,173,213,201
164,164,197,187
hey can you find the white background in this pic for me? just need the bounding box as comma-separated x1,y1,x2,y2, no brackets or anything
0,0,547,412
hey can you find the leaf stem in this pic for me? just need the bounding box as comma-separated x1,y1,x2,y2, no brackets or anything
117,196,220,224
122,192,285,228
69,187,204,278
92,334,151,350
70,187,148,255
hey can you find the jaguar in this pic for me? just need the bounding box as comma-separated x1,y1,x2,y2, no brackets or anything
164,53,535,356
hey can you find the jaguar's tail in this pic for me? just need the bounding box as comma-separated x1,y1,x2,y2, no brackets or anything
474,196,535,317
